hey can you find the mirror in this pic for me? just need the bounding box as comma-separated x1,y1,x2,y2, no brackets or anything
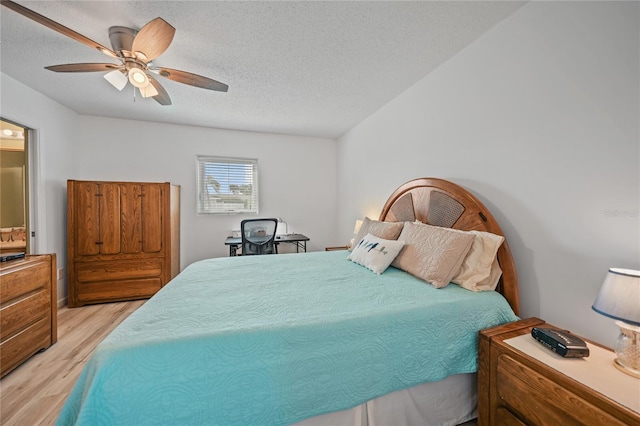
0,119,28,254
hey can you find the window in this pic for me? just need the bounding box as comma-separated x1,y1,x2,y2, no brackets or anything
196,156,259,214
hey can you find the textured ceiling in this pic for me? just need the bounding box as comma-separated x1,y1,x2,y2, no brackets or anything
1,1,525,138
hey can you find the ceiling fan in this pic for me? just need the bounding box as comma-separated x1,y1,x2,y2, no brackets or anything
1,0,228,106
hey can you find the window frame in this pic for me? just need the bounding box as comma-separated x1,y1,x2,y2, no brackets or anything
196,155,259,215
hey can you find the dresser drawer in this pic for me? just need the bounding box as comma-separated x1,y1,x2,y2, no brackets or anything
0,316,52,375
0,260,49,303
0,289,50,341
496,354,626,426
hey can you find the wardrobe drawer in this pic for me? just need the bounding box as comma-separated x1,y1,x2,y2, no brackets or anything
75,259,163,283
75,278,162,303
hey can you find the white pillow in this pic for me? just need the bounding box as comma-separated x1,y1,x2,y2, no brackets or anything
348,233,405,275
451,230,505,291
476,257,503,291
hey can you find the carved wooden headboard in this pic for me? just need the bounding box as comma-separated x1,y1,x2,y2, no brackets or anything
379,178,519,315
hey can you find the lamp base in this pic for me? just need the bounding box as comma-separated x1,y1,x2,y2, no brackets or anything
613,358,640,378
614,320,640,379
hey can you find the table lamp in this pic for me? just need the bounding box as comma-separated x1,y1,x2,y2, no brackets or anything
349,219,364,248
354,219,363,235
592,268,640,378
277,217,288,235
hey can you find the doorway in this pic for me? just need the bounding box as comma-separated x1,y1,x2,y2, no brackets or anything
0,119,29,254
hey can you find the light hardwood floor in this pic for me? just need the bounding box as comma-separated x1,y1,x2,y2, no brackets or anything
0,300,145,425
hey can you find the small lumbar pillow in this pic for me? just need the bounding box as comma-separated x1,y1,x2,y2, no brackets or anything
350,217,404,251
348,233,405,275
391,221,475,288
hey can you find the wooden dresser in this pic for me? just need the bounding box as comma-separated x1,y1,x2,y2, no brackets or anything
67,180,180,307
0,254,57,378
478,317,640,425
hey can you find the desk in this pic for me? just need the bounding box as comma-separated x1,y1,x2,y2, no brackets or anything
225,234,310,256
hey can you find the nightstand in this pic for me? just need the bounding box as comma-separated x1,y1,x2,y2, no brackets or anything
478,317,640,425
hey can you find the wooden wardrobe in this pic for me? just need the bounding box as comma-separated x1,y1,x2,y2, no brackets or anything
67,180,180,307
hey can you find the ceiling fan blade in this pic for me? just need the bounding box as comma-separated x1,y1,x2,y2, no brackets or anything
156,68,228,92
131,17,175,61
1,0,118,58
147,75,172,106
45,63,123,73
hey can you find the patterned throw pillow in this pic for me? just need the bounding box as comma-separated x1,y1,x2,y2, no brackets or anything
350,217,404,251
391,221,475,288
348,233,405,275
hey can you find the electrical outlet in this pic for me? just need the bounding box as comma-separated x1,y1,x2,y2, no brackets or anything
57,268,64,280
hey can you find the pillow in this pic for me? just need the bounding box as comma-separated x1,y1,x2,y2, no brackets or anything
350,217,404,250
348,233,405,275
476,257,503,291
451,230,505,292
391,221,474,288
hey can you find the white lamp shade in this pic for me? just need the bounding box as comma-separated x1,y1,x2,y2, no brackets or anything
353,219,363,234
128,68,150,88
139,83,159,98
104,70,128,91
592,268,640,326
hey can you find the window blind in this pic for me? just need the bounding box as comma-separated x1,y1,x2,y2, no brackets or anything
196,156,259,214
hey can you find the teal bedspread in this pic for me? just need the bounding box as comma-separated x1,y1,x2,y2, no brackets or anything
57,251,518,426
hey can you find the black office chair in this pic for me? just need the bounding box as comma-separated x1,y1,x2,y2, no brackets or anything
240,218,278,255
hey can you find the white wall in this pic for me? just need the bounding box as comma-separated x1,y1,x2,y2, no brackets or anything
73,116,337,267
337,1,639,347
1,73,338,304
1,73,80,303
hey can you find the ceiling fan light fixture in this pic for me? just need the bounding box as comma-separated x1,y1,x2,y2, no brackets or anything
128,67,149,88
139,83,159,99
104,70,128,91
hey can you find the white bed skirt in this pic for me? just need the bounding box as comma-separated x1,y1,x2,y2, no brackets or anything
294,373,477,426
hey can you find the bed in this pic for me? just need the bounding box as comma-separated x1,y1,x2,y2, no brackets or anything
57,178,520,426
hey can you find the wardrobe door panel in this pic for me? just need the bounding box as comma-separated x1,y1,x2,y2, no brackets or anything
121,184,143,254
142,184,163,253
74,182,100,256
99,183,121,254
